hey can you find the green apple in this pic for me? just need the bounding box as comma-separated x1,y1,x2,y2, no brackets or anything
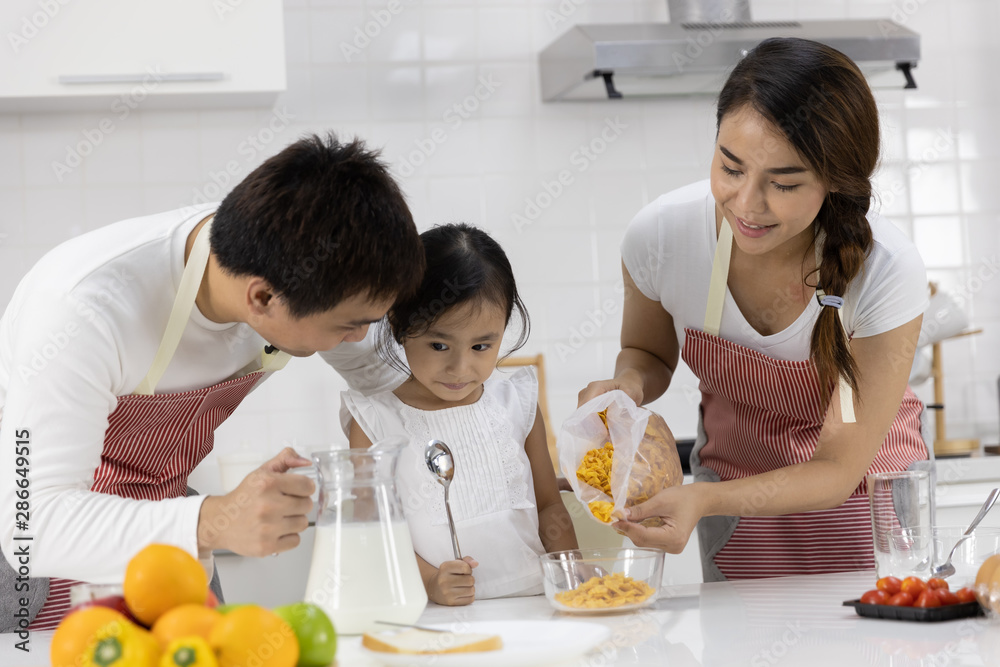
273,602,337,667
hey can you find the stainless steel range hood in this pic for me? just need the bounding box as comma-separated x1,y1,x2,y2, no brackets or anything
539,1,920,101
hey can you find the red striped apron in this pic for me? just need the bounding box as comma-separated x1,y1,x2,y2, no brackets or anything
686,220,926,581
28,217,289,629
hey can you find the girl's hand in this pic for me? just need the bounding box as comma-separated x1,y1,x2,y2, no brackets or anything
427,556,478,606
577,377,643,407
611,485,704,554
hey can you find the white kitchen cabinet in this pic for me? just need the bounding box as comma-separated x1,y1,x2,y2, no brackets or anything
934,456,1000,529
0,0,285,111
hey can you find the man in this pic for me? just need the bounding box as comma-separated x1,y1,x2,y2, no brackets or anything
0,133,423,630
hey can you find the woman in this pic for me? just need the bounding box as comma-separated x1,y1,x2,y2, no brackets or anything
579,38,929,581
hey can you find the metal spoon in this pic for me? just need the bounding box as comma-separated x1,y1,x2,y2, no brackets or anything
425,439,462,560
931,487,1000,579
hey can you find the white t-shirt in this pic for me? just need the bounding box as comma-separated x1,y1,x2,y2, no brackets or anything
620,180,928,361
342,368,546,599
0,204,400,583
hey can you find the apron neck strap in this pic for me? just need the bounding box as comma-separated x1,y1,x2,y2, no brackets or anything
134,217,215,395
704,219,734,337
133,217,291,395
703,219,855,422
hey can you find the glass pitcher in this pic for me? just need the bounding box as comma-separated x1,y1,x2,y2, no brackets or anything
303,442,427,635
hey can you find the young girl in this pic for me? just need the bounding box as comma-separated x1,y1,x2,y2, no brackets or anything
343,223,578,606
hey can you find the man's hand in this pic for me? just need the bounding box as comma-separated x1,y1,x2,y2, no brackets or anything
197,447,315,557
426,556,478,606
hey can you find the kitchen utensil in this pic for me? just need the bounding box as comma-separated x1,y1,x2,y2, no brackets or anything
302,441,427,635
888,526,1000,589
374,620,450,633
868,470,932,578
539,547,664,614
931,488,1000,579
425,439,462,560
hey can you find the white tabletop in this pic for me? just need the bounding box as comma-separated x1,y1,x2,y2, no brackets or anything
5,570,1000,666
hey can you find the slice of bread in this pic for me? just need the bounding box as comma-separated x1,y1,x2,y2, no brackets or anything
361,628,503,654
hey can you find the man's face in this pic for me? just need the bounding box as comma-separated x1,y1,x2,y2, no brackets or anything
250,291,395,357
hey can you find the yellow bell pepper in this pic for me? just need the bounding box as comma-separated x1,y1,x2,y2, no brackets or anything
159,636,218,667
82,618,160,667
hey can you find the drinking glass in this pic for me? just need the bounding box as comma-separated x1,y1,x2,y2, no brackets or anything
868,470,931,578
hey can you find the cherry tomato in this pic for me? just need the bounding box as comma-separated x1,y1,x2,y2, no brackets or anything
915,590,942,608
937,589,960,606
901,576,927,597
955,588,977,604
876,576,902,595
888,592,915,606
861,589,889,605
927,577,949,591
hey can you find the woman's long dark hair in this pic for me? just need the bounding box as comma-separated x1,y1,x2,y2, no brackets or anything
717,37,879,402
378,223,529,373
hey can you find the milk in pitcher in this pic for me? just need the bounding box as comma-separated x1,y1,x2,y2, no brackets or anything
304,521,427,635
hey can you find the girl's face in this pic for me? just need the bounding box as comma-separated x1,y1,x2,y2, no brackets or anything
401,300,507,405
710,105,830,258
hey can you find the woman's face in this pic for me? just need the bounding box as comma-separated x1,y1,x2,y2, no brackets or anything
710,105,830,258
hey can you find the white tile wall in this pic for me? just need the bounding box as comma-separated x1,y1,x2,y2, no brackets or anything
3,0,1000,495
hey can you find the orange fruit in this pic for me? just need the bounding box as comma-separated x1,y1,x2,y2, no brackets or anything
124,543,208,626
152,604,222,647
210,605,298,667
51,607,130,667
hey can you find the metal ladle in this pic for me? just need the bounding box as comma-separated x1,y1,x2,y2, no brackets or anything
425,439,462,560
931,487,1000,579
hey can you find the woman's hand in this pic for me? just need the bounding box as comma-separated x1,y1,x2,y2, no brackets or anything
611,485,706,554
426,556,478,606
577,377,643,408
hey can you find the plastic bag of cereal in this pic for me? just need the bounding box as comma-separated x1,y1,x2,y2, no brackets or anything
558,390,683,525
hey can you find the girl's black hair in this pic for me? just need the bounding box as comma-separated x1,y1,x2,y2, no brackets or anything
378,223,529,373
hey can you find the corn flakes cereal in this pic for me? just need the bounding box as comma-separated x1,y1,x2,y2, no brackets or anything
574,409,682,525
576,441,613,497
587,501,614,523
554,572,655,609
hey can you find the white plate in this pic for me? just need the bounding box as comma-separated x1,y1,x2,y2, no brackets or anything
360,619,611,666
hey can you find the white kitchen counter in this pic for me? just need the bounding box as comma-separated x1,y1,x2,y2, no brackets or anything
6,570,1000,666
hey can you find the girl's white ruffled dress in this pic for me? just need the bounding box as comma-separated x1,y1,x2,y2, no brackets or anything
342,367,546,599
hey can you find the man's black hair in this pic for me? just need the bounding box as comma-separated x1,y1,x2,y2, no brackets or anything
211,133,424,317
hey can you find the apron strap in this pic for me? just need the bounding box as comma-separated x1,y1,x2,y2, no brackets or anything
261,345,291,373
133,217,215,395
704,219,734,337
134,217,289,395
704,220,855,422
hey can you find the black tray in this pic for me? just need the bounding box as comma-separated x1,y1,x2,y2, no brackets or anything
843,599,983,622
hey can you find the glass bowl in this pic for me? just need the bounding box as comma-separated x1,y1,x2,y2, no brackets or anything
539,547,664,614
887,525,1000,589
